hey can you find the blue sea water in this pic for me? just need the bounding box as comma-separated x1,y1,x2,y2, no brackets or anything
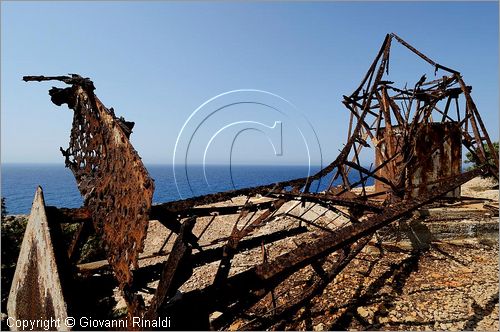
1,163,372,215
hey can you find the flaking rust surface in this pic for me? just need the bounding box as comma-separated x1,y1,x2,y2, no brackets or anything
7,187,70,331
23,75,155,289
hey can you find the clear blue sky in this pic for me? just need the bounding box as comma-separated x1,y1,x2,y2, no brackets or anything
1,1,498,166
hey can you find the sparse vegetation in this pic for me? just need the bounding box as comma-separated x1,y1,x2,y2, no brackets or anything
465,141,499,178
1,197,7,219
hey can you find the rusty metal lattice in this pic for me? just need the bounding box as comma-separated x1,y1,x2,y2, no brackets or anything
22,75,155,314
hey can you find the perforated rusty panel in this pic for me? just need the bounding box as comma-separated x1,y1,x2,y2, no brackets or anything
29,76,156,288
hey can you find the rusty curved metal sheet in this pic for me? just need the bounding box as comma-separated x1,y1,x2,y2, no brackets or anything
23,75,155,290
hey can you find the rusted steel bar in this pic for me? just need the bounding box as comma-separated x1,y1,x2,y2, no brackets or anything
268,191,382,211
456,75,499,171
212,199,286,288
255,168,482,283
145,217,196,321
242,236,372,331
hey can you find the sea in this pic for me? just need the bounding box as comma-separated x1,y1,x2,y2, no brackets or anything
1,163,373,215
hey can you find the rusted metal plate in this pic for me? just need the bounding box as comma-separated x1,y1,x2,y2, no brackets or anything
24,75,155,291
374,125,405,193
409,122,462,198
7,187,70,331
374,123,462,198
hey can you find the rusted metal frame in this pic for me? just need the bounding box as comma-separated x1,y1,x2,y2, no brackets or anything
342,101,376,140
67,220,94,263
323,211,343,228
212,200,254,287
352,142,367,197
191,226,309,268
420,75,455,87
393,137,413,189
343,95,382,120
390,33,436,67
408,99,425,134
260,241,277,317
153,199,277,220
385,87,405,127
239,209,260,235
145,217,196,321
295,201,317,227
402,89,414,123
338,113,376,189
157,229,176,255
374,105,384,139
461,135,484,173
376,90,397,180
308,207,330,225
377,88,394,130
50,163,376,226
398,124,470,193
339,164,352,190
326,166,343,192
196,214,217,240
242,236,372,331
439,96,454,122
283,214,336,234
269,191,381,212
23,74,95,88
211,199,286,288
46,201,277,231
151,201,277,251
305,35,391,191
456,97,462,123
344,160,399,192
420,93,445,124
254,168,483,283
407,96,442,145
391,33,460,75
347,111,354,141
152,184,288,217
166,168,483,320
351,34,392,97
460,93,487,164
407,86,459,126
233,195,254,230
207,251,333,331
332,156,400,200
153,215,201,251
45,206,92,223
78,225,310,277
456,74,499,170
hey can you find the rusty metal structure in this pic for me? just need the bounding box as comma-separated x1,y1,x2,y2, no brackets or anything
8,33,498,330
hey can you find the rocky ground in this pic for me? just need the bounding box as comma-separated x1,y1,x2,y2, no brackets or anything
275,238,499,331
